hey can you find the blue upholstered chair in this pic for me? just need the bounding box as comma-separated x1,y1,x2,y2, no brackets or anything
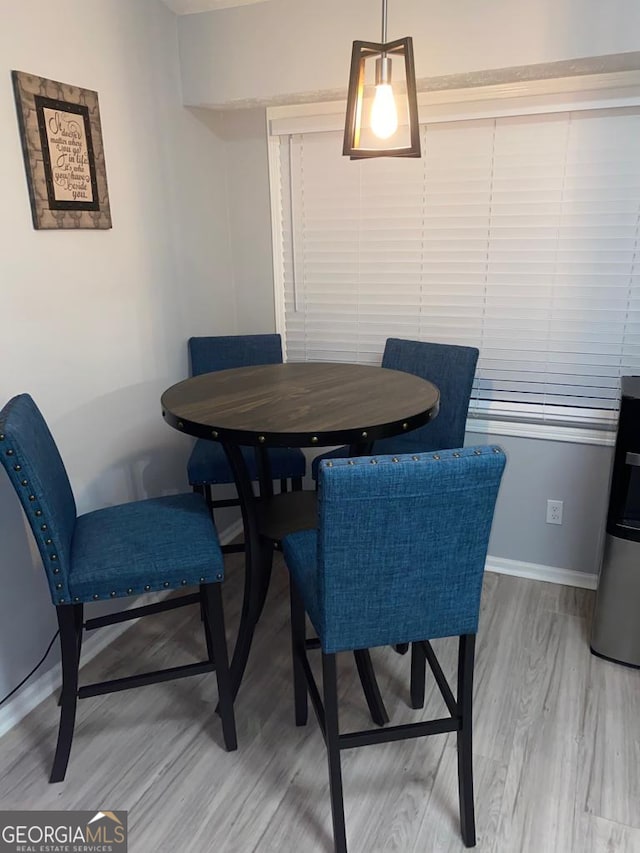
187,335,306,549
311,338,479,478
0,394,237,783
283,446,506,852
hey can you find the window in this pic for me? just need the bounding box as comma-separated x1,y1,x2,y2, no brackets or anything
269,77,640,430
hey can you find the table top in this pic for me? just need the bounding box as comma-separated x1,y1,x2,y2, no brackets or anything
161,362,439,448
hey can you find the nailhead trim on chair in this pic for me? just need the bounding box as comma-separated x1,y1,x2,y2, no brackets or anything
77,576,217,601
319,447,504,470
1,437,68,603
319,449,503,472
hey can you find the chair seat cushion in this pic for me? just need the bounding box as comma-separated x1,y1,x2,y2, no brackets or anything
188,439,306,485
281,529,321,635
68,493,224,602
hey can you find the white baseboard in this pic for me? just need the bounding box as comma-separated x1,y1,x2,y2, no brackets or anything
486,555,598,590
0,517,243,741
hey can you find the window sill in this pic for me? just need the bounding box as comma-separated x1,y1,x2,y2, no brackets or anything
466,417,616,447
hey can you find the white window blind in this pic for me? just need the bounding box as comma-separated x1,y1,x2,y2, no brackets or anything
276,107,640,427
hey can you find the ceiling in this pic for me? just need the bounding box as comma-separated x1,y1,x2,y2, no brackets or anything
162,0,269,14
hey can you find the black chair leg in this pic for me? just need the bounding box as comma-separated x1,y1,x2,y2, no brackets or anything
410,641,426,709
353,649,389,727
457,634,476,847
202,583,237,752
323,653,347,853
50,604,82,783
255,537,274,621
192,482,214,514
200,583,216,664
289,581,308,726
74,606,84,661
58,607,84,707
280,478,288,493
291,476,303,492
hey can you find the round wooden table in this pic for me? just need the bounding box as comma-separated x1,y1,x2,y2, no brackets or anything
162,362,440,710
162,362,439,447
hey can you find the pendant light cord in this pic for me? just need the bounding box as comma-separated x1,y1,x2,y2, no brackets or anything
381,0,388,41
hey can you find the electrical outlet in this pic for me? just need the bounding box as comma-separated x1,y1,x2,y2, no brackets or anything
546,499,563,525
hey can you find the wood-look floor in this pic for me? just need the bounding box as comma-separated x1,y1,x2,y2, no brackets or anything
1,555,639,852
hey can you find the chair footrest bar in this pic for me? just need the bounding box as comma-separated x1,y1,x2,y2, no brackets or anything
339,717,460,750
78,661,215,697
305,637,321,649
212,498,241,509
85,593,201,630
221,543,244,554
419,640,458,717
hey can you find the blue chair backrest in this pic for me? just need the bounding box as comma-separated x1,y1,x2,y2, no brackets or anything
189,334,283,377
382,338,478,451
0,395,77,604
316,446,505,653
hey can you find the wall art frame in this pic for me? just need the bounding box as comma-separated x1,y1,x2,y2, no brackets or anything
12,70,112,230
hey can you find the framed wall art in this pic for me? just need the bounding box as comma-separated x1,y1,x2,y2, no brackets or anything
12,70,112,230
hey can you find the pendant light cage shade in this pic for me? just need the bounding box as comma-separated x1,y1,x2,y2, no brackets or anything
343,37,420,159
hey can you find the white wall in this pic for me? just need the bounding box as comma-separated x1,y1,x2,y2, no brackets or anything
470,431,613,576
0,0,236,704
178,0,640,107
216,109,276,332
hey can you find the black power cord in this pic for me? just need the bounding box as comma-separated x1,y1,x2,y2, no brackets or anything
0,630,59,708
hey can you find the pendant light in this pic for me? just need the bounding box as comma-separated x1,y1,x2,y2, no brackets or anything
343,0,420,159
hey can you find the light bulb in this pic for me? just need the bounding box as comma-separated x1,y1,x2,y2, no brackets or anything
370,83,398,139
